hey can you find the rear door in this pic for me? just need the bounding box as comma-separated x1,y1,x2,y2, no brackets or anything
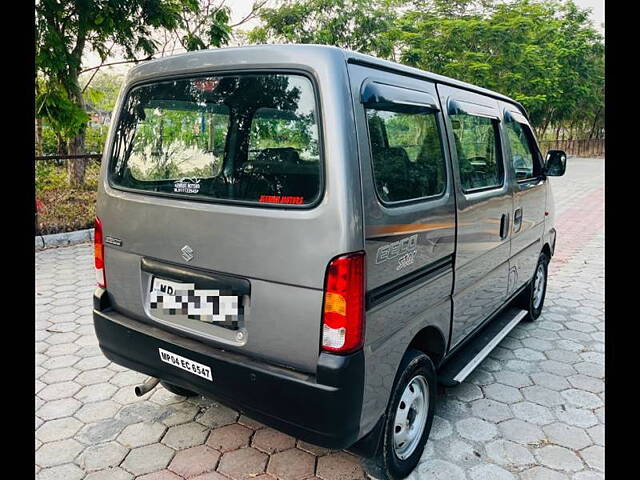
97,68,362,374
438,85,513,348
499,103,547,294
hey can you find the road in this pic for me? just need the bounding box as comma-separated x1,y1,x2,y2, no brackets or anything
36,157,604,480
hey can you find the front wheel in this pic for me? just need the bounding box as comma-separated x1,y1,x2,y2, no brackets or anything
378,349,437,479
517,251,549,321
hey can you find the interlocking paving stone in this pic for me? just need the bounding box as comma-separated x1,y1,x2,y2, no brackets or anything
36,416,83,442
218,447,269,480
79,441,128,471
37,463,85,480
162,422,210,450
252,428,297,454
316,452,365,480
37,397,82,421
168,444,221,477
468,464,517,480
83,467,133,480
35,159,604,479
118,421,167,448
535,445,584,472
455,417,498,442
36,438,84,467
267,448,316,480
207,423,253,452
136,470,183,480
74,399,121,423
121,443,175,476
195,403,239,428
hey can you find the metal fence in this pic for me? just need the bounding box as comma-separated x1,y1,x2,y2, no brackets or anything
35,153,102,162
538,139,604,158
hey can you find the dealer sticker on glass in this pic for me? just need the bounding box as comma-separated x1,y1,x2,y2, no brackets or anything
158,348,212,381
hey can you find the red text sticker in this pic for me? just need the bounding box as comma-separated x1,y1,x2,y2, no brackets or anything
259,195,304,205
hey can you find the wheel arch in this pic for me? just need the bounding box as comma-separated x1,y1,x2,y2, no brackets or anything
407,325,447,370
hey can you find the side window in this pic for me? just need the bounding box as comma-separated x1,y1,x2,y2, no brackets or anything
450,113,503,191
504,120,541,180
366,108,446,203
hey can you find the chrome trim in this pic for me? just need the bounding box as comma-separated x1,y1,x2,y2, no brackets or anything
452,309,528,383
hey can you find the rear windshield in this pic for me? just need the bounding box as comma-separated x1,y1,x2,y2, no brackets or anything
109,73,321,206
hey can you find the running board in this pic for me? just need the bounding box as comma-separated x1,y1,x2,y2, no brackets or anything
439,307,528,387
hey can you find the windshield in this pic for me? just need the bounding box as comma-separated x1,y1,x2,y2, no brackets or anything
109,73,321,206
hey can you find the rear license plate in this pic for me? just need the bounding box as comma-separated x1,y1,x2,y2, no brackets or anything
158,348,213,381
150,277,241,325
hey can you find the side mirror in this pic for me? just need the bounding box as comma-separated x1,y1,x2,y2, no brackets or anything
544,150,567,176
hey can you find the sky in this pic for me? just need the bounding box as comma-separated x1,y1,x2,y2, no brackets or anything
82,0,605,78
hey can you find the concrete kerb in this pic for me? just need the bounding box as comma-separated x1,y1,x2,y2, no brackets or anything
36,228,94,251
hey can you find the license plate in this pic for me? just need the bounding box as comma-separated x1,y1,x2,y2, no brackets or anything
158,348,213,381
150,277,240,324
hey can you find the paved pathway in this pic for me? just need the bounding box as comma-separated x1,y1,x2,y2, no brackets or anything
36,157,604,480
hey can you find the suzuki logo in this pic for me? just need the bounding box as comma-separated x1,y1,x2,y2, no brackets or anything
180,245,194,262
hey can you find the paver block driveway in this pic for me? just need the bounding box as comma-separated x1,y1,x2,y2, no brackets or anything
36,158,604,479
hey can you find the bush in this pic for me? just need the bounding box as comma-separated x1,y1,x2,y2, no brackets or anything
35,160,101,235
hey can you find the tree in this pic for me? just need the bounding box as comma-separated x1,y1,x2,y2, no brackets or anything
396,0,603,138
250,0,604,140
35,0,239,187
247,0,405,59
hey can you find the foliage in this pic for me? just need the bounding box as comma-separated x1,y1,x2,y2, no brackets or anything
82,71,125,112
35,0,238,186
248,0,403,58
250,0,604,139
35,161,101,234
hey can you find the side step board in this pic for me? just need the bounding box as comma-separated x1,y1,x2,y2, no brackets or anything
438,307,528,387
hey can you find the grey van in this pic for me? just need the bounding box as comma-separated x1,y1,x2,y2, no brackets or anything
93,45,567,479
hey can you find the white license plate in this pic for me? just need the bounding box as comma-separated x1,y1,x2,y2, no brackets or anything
150,277,240,322
158,348,213,382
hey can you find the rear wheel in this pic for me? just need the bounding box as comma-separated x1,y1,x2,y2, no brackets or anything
160,381,198,397
377,349,436,479
517,251,549,321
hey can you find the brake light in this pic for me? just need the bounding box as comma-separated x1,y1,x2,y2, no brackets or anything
321,252,365,353
94,217,106,288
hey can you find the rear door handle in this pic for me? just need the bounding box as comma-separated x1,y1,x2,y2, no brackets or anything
500,213,509,239
513,208,523,233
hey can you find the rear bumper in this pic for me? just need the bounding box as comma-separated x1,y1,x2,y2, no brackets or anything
93,289,364,449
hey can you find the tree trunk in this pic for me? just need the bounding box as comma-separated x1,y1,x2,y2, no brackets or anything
589,107,601,140
66,73,87,188
35,118,43,156
67,130,87,187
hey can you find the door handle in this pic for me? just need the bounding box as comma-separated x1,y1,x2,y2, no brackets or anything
500,213,509,239
513,208,523,233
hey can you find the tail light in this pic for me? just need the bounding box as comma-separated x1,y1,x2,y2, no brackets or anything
94,217,106,288
321,252,365,353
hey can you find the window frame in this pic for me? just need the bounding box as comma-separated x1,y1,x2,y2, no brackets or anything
449,112,506,194
106,69,326,210
364,104,449,207
504,118,544,183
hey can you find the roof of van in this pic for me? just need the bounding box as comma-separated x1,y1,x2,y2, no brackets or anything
125,44,527,117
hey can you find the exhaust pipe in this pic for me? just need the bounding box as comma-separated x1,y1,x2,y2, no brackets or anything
134,376,160,397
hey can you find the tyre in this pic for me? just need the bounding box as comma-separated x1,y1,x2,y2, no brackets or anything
160,381,198,397
517,251,550,321
377,349,437,479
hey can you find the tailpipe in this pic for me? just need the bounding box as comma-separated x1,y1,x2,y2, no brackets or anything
134,376,160,397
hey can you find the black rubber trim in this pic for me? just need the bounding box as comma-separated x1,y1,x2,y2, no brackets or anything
93,306,364,449
366,255,453,310
348,414,386,458
140,257,250,295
